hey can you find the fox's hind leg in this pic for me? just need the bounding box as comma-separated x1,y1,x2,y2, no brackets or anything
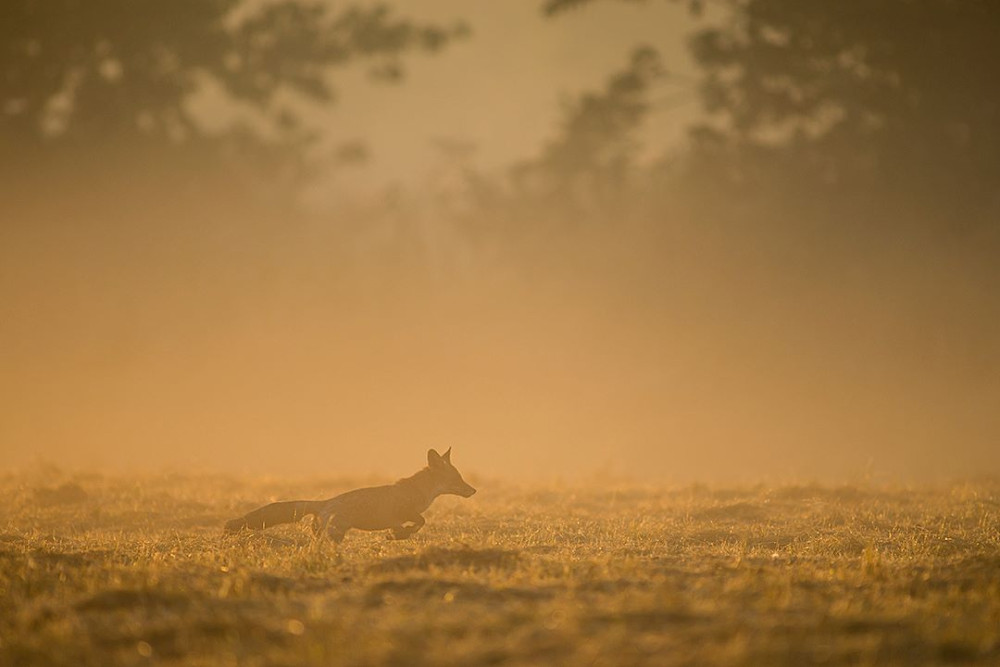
326,523,348,543
389,514,425,540
312,510,349,543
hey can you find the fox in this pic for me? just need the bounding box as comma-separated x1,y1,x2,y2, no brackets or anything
224,448,476,542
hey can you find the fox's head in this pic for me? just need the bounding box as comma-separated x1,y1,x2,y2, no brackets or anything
427,448,476,497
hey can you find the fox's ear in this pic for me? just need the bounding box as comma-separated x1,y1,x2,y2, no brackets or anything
427,449,443,467
442,447,452,463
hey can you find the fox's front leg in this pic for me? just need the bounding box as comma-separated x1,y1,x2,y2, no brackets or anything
389,514,426,540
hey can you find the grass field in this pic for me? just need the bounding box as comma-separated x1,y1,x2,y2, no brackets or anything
1,470,998,666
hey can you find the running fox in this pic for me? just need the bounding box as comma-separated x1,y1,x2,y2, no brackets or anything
224,448,476,542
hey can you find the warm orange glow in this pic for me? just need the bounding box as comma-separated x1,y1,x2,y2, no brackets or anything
2,0,997,484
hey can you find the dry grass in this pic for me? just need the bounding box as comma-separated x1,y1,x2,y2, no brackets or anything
1,471,999,666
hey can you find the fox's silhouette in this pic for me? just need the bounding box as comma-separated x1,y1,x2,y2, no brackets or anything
224,448,475,542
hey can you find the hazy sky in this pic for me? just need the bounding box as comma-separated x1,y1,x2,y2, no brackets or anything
4,1,997,485
272,0,701,198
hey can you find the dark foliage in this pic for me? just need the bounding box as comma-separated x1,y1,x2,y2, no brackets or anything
0,0,464,181
686,0,1000,229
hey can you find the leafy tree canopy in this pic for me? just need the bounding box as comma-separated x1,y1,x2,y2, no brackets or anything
513,46,664,218
0,1,464,168
688,0,1000,213
542,0,703,18
541,0,1000,231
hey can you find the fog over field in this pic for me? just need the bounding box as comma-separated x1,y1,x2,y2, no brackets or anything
2,0,998,484
3,5,1000,665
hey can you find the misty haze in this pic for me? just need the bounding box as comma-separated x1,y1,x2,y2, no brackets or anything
2,1,999,665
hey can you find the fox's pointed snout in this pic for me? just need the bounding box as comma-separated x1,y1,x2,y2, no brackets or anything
460,484,477,498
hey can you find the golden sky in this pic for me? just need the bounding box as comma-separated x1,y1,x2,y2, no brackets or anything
2,1,997,483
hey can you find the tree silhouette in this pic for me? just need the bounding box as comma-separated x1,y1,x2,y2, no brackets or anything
1,1,464,178
541,0,1000,232
541,0,703,18
513,46,664,217
685,1,1000,235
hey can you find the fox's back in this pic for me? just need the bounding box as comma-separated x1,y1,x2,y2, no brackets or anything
329,484,428,530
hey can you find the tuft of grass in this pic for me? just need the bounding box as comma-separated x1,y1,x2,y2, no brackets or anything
1,473,999,665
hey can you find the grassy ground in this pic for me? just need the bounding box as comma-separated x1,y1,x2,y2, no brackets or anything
1,470,998,666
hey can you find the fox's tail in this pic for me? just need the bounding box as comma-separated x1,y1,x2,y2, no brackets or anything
224,500,324,533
